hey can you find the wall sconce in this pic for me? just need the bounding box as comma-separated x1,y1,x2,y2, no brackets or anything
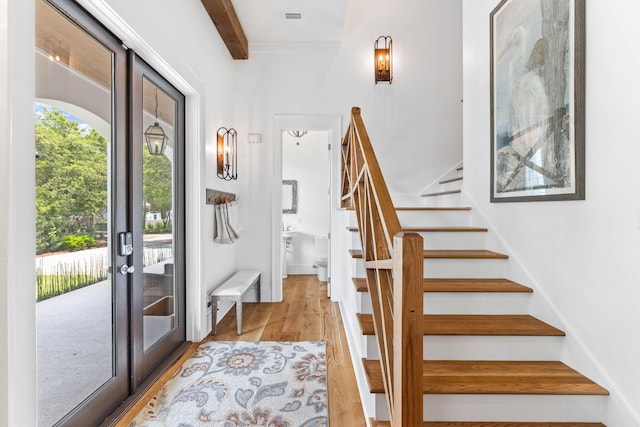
374,36,393,84
144,88,168,155
217,127,237,180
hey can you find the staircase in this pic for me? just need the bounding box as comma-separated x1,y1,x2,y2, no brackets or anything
419,165,464,206
340,108,608,426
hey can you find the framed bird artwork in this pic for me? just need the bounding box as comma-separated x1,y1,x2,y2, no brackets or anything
490,0,585,202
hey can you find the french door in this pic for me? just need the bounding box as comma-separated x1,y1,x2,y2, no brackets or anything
35,1,185,425
129,53,186,387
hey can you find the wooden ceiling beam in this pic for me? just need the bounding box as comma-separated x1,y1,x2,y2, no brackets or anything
201,0,249,60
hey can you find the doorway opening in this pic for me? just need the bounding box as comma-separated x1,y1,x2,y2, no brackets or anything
271,115,342,303
281,130,331,284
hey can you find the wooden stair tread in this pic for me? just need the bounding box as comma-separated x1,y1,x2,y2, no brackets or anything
421,189,462,197
439,176,464,184
353,277,532,293
349,249,508,259
362,359,609,395
424,278,532,292
356,314,564,336
396,206,471,210
373,422,605,427
456,165,464,171
346,226,487,233
346,206,471,211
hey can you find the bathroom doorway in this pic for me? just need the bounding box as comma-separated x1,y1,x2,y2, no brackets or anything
271,115,342,302
281,130,330,282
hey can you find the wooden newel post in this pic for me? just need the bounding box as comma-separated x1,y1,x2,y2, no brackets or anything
393,232,424,427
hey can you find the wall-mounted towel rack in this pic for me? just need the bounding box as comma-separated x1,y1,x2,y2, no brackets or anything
206,188,238,205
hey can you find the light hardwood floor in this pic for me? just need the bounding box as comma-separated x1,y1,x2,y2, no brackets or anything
115,275,366,426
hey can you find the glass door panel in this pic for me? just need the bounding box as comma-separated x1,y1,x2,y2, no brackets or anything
35,0,129,425
141,77,177,351
131,55,186,386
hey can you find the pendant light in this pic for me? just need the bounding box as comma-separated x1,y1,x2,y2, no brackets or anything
286,130,307,146
144,88,168,156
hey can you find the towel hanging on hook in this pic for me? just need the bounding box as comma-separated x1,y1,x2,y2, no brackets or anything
214,202,235,244
208,188,243,244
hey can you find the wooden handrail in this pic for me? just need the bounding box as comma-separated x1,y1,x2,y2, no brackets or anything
342,107,424,426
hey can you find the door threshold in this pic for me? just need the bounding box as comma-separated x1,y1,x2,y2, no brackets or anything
100,341,193,426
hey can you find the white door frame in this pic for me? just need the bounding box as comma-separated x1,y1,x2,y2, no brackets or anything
271,115,342,302
76,0,206,341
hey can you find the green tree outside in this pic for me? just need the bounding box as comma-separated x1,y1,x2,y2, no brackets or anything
35,108,108,254
142,144,173,229
35,106,174,299
36,106,174,254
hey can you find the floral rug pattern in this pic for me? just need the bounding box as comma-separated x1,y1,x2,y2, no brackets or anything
130,341,328,427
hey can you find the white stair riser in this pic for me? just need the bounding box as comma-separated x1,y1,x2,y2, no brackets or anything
352,259,365,277
423,232,486,250
353,258,506,278
350,234,362,249
358,291,531,315
396,210,471,227
426,292,530,313
425,258,506,278
439,179,463,192
374,394,607,422
350,231,487,250
349,209,471,227
421,192,461,207
363,335,564,361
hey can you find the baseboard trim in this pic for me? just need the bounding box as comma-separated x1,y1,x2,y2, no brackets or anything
287,264,317,275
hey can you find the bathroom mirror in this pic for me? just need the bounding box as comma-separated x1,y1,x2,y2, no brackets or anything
282,180,297,214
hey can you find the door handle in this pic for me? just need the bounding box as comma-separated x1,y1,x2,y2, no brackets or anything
119,232,133,256
119,264,135,275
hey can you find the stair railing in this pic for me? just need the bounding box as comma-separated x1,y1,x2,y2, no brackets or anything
341,107,424,426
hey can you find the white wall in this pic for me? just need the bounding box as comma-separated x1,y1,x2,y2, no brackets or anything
282,131,330,274
463,1,640,425
233,0,463,302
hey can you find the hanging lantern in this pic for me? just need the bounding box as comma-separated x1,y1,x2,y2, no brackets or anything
144,88,168,155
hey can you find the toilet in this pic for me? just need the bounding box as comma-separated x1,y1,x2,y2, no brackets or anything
313,236,329,282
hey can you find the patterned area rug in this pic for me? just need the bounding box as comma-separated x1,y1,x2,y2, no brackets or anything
130,341,328,427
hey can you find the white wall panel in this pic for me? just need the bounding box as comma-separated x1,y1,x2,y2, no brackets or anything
463,1,640,425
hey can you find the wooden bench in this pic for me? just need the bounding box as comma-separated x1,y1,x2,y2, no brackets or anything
209,270,261,336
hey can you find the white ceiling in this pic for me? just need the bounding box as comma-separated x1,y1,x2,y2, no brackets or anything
231,0,347,48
